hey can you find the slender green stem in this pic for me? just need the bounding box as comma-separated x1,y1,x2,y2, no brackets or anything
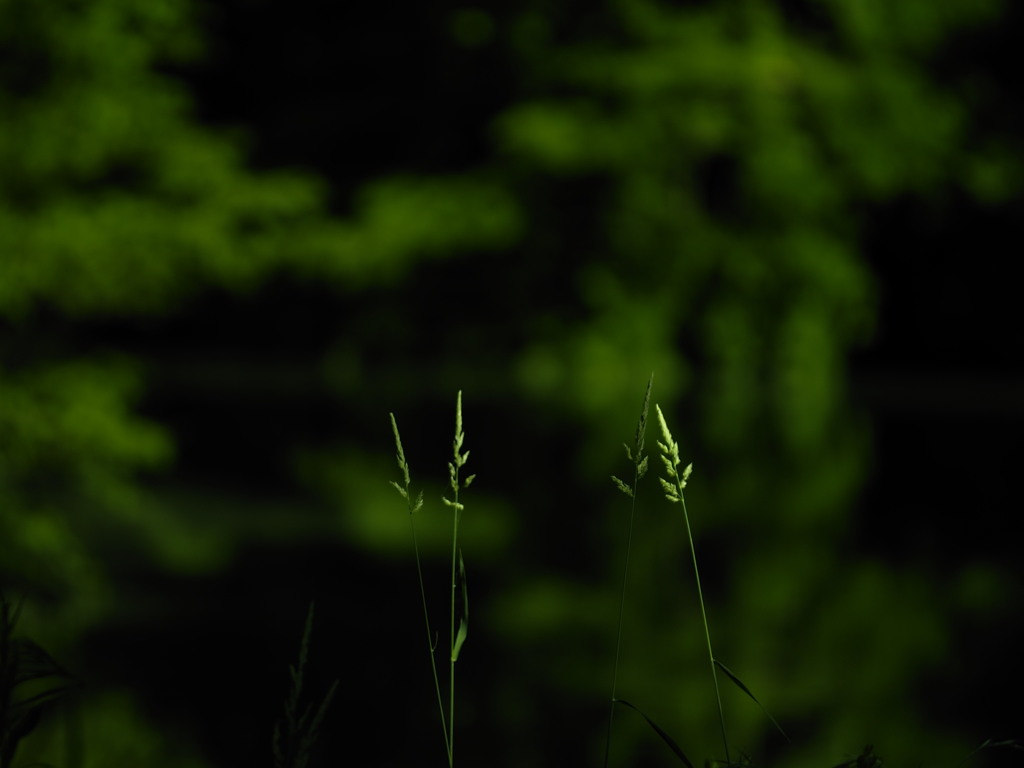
390,413,451,765
606,373,652,768
679,493,728,764
655,404,729,763
442,391,473,768
411,515,452,765
605,465,640,768
449,504,460,763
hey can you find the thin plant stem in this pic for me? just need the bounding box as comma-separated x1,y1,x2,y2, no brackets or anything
412,514,452,765
606,373,652,768
449,511,459,761
442,391,474,767
605,473,639,768
655,404,729,764
680,492,728,764
390,413,452,765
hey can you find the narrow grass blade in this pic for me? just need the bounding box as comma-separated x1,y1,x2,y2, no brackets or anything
706,755,754,768
614,698,695,768
714,659,788,742
304,679,339,745
274,603,338,768
452,550,469,662
634,372,653,457
830,744,881,768
12,636,75,685
958,738,1024,767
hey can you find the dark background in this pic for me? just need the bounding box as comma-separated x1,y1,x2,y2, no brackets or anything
1,0,1021,766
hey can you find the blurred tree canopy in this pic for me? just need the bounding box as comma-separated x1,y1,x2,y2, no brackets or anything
1,0,1019,766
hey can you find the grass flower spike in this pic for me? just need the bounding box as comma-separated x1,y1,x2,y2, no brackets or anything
655,404,692,503
655,404,728,764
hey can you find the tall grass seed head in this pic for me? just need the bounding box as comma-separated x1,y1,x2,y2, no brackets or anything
389,412,424,512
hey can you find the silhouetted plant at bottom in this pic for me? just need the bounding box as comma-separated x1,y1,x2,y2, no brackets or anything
273,602,338,768
0,592,78,768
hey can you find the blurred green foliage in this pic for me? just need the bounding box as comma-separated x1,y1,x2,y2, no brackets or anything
0,0,1018,765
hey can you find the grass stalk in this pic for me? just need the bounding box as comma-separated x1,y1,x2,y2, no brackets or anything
605,373,653,768
442,391,474,765
655,404,729,764
391,392,473,768
389,413,452,765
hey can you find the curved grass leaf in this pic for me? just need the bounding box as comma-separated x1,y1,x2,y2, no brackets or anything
1,593,78,768
614,698,694,768
12,637,73,685
706,754,754,768
958,738,1024,767
713,659,788,742
452,550,469,662
830,744,882,768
